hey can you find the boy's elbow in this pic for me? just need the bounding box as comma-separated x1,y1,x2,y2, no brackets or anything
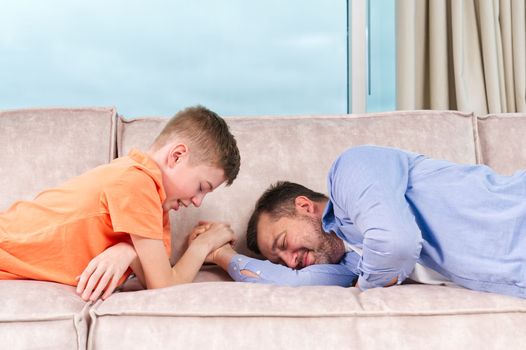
145,274,184,290
145,279,170,290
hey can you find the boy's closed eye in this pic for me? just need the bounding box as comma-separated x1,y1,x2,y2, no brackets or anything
201,181,213,193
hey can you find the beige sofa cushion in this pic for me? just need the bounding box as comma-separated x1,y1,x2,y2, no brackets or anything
118,111,477,261
0,107,117,211
0,281,89,349
477,113,526,175
89,283,526,350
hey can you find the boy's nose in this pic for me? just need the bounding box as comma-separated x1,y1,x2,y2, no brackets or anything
192,195,203,208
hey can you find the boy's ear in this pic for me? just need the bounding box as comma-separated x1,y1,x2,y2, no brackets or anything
294,196,315,214
167,143,189,167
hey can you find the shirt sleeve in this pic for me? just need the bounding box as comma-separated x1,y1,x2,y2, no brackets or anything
227,254,357,287
328,146,423,290
104,168,164,239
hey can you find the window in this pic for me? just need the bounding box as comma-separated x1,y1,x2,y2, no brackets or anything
349,0,396,113
1,1,395,116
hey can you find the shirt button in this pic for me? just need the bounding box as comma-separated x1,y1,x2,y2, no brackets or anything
237,258,243,262
233,267,237,270
256,271,261,275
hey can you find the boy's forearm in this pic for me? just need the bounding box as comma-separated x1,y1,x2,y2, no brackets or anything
130,234,209,289
170,242,208,284
130,257,146,288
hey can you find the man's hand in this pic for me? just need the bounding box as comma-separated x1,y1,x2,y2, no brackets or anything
355,276,398,291
207,243,236,266
76,242,136,301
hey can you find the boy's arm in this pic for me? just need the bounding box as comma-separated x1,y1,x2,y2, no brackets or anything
76,242,137,301
130,235,205,288
129,255,146,288
130,223,235,289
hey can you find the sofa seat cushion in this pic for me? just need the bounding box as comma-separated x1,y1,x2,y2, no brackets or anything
0,280,90,350
89,282,526,349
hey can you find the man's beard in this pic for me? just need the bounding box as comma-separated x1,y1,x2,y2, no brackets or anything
301,215,344,266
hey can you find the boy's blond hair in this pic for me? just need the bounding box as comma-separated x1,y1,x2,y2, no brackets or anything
152,106,240,185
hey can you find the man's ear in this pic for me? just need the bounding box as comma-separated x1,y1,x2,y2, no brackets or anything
294,196,315,214
167,143,189,168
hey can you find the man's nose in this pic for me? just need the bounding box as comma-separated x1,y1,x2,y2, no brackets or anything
280,250,299,269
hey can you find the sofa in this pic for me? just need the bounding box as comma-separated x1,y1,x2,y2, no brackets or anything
2,107,526,350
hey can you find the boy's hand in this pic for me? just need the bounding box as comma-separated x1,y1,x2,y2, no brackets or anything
187,222,213,245
76,242,136,301
188,222,235,263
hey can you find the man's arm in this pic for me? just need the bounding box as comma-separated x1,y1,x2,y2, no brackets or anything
329,146,423,290
210,244,357,287
354,277,398,290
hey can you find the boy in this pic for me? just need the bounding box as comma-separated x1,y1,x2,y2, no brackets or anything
0,105,240,301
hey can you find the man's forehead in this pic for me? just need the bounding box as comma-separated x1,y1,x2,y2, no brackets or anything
256,213,278,254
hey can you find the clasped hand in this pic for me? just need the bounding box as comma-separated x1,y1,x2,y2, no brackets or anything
187,221,236,263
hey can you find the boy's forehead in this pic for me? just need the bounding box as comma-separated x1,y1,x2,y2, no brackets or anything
200,165,226,188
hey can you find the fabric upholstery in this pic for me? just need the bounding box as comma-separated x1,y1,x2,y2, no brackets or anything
0,281,89,349
118,110,477,260
0,107,117,211
477,113,526,175
89,282,526,350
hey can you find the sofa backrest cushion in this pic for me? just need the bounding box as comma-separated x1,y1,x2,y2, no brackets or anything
0,107,117,211
118,110,477,260
477,114,526,175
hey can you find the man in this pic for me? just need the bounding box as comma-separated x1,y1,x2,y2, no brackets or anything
206,145,526,298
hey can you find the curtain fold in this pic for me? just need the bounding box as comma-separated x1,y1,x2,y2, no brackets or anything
397,0,526,114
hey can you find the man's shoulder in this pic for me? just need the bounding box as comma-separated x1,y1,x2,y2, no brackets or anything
326,145,414,197
339,145,409,161
331,145,416,170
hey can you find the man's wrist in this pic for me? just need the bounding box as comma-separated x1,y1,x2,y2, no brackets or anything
213,245,237,270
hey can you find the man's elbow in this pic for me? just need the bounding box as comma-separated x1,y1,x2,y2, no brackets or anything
387,236,422,262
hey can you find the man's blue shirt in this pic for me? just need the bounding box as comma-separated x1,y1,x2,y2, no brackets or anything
228,145,526,298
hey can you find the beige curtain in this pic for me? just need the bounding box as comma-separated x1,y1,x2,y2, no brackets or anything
397,0,526,115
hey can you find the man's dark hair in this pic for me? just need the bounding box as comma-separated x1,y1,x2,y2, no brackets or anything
246,181,328,254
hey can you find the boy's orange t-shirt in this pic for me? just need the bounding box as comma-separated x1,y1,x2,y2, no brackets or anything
0,149,171,286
